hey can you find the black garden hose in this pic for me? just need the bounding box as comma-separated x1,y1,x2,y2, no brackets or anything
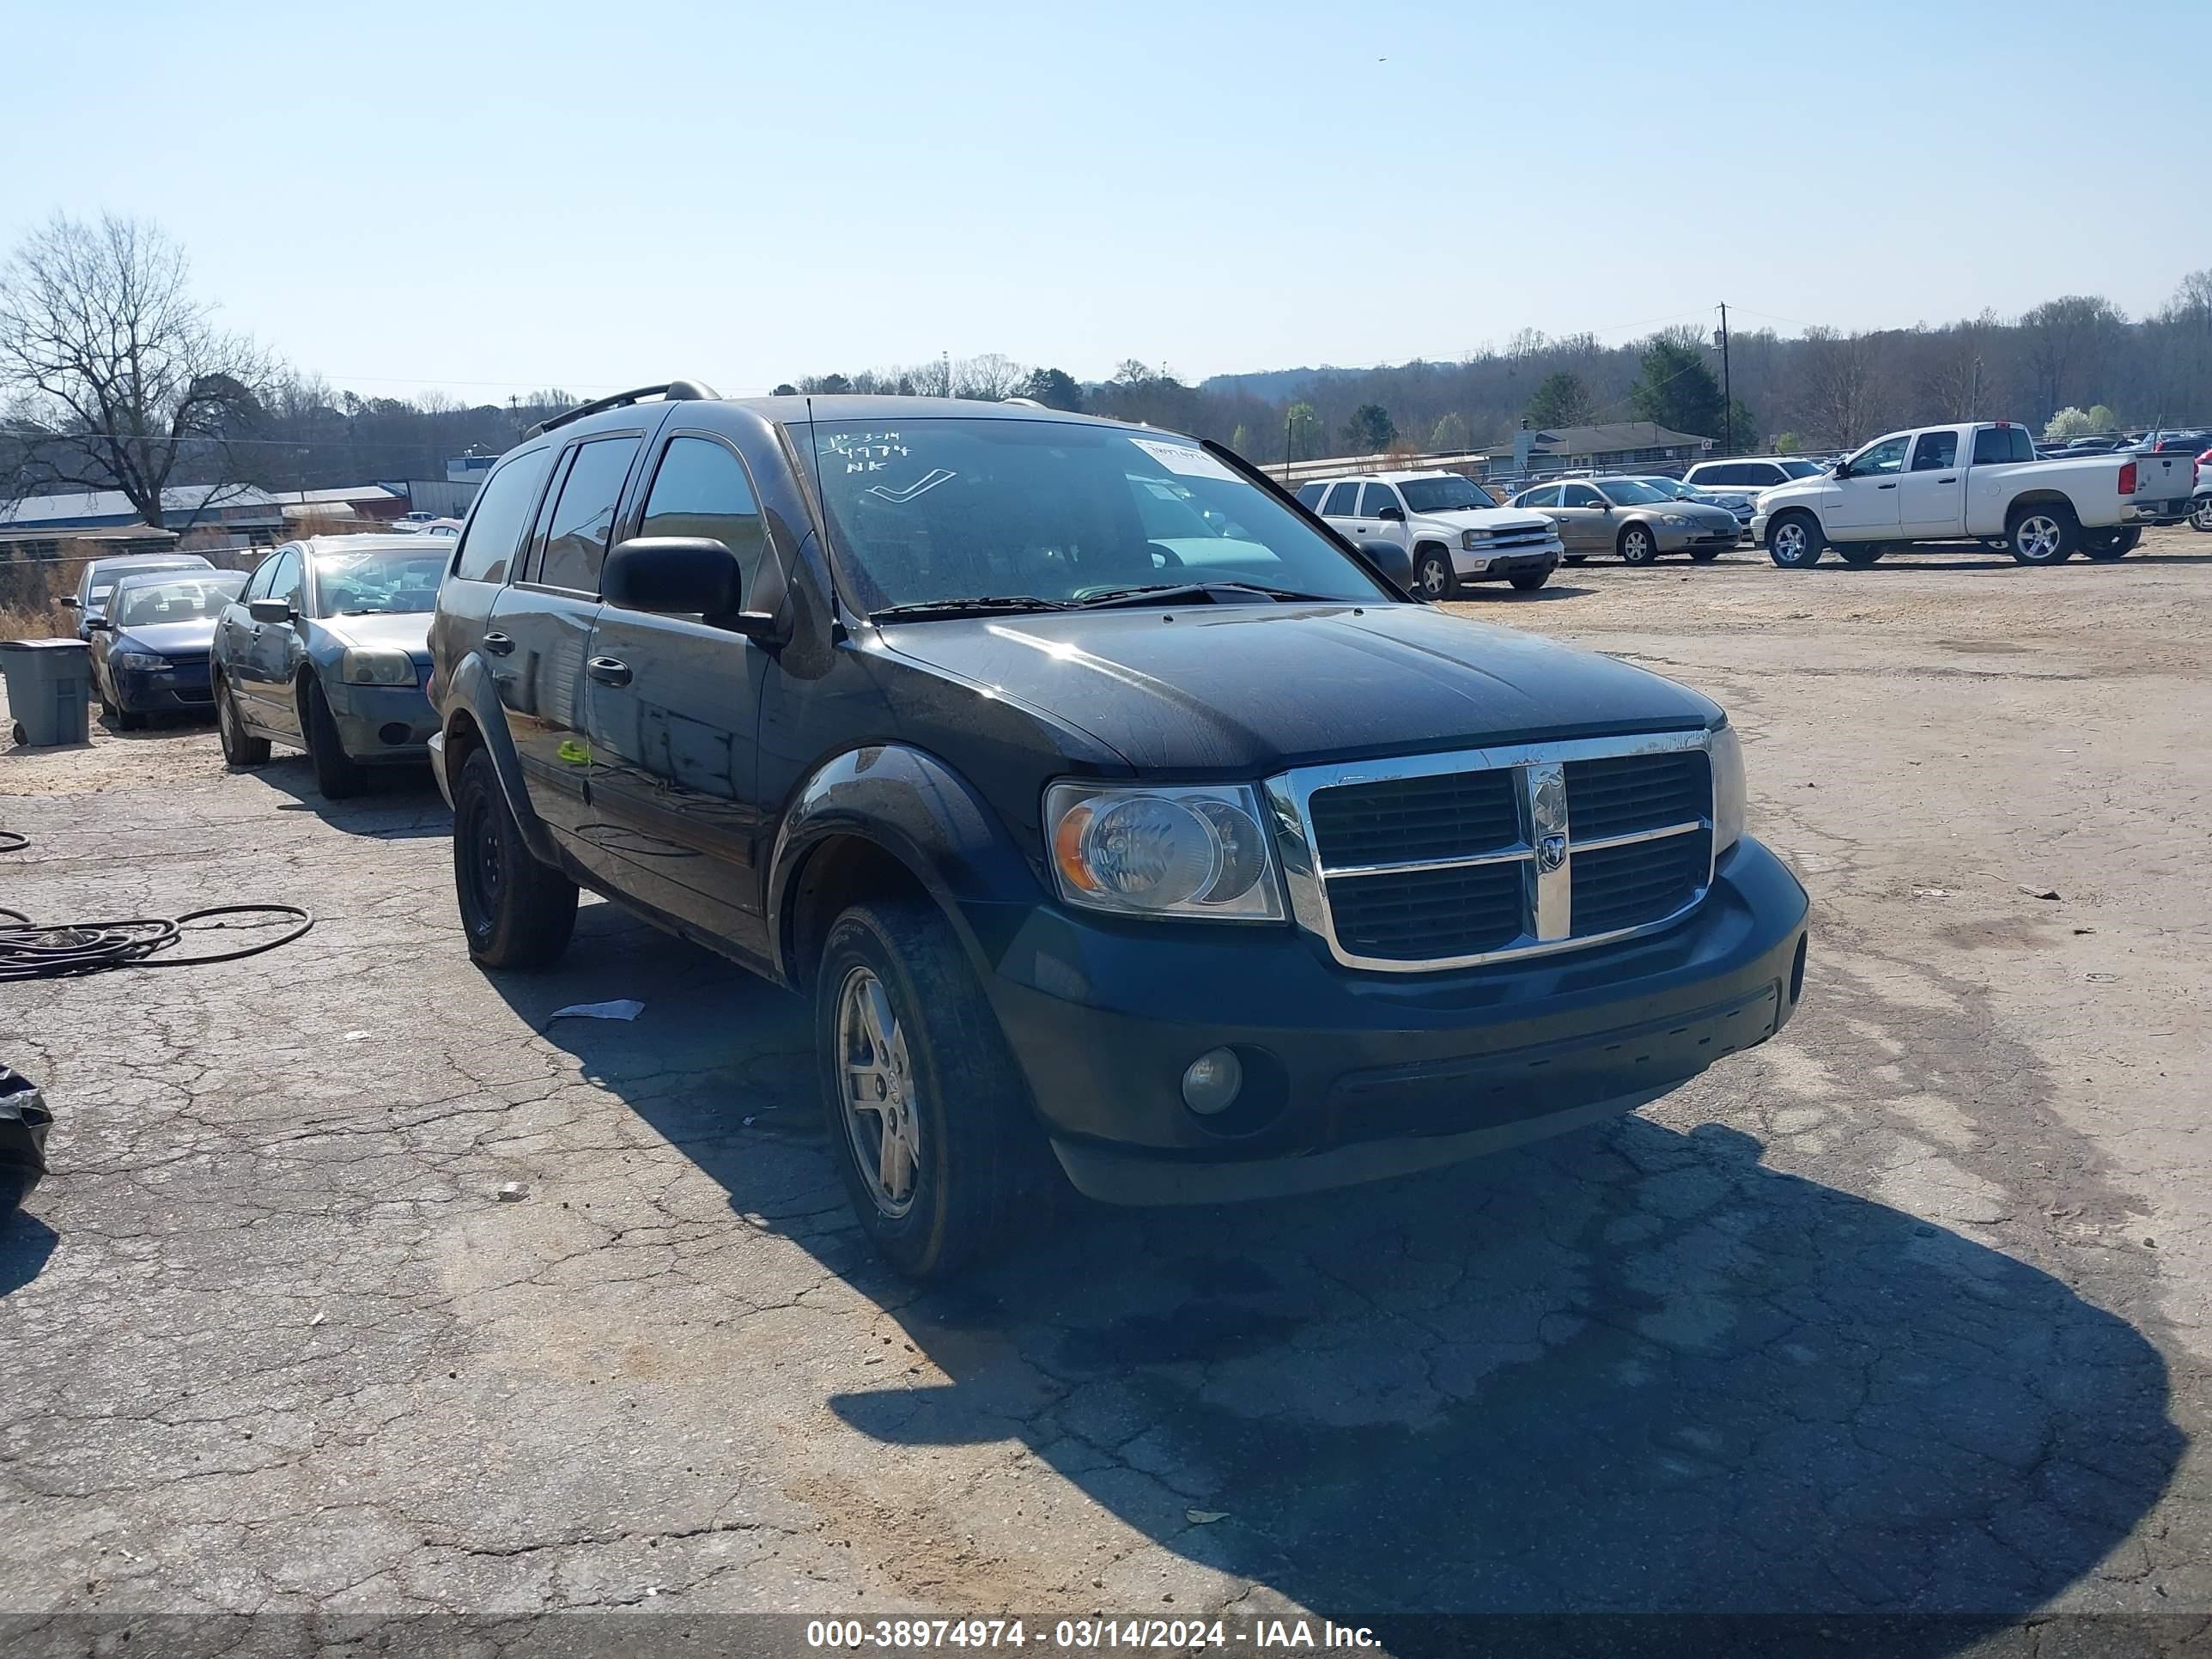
0,903,314,981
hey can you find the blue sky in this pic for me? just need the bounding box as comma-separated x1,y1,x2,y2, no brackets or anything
6,0,2202,400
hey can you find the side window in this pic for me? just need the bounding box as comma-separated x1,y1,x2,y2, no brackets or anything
1560,484,1603,507
243,556,279,602
1911,431,1959,471
1521,484,1561,507
1294,483,1327,509
1358,483,1402,517
265,550,302,611
1748,464,1785,486
1691,465,1729,486
1973,426,2035,465
452,447,553,584
1851,436,1911,477
1319,482,1359,517
638,437,767,594
537,438,641,593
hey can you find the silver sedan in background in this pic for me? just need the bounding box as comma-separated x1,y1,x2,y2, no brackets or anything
210,535,447,798
1507,477,1743,565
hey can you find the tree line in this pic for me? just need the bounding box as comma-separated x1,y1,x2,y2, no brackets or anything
5,211,2209,534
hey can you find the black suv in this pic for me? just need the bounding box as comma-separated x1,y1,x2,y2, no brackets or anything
428,386,1810,1277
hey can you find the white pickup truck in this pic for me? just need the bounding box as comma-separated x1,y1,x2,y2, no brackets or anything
1751,422,2152,568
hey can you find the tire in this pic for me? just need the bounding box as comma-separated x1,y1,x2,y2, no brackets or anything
817,897,1051,1279
1837,544,1885,567
1412,547,1455,600
98,685,118,723
117,707,147,732
2081,526,2142,561
2008,503,2078,565
1617,524,1659,565
215,672,270,766
1509,566,1552,592
302,677,368,799
452,745,578,969
1688,547,1724,563
1767,513,1826,568
2191,500,2212,532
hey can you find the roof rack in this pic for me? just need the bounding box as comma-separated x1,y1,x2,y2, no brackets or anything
524,380,718,440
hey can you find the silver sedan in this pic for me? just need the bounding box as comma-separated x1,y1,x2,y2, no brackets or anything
1509,477,1743,565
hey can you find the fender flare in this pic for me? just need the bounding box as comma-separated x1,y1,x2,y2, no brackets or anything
764,743,1045,987
441,655,561,866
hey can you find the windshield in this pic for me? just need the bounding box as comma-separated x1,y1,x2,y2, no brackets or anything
807,418,1388,611
1778,459,1823,478
310,546,449,617
113,574,245,626
1396,477,1495,514
1635,478,1695,499
1596,479,1670,507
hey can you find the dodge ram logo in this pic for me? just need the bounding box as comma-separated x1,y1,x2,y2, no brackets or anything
1537,833,1568,872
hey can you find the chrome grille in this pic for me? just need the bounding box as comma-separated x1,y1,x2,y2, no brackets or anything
1266,732,1717,972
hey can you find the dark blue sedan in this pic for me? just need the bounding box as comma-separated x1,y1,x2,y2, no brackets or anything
87,569,247,729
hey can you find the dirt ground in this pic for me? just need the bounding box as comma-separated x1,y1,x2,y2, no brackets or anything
2,528,2208,1646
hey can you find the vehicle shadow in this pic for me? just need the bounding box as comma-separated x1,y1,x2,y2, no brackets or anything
0,1211,57,1297
489,942,2183,1636
92,709,216,738
249,755,451,839
1449,585,1595,605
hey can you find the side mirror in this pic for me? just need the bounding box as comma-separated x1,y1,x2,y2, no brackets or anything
1353,538,1419,598
248,598,293,624
60,596,80,609
604,537,784,644
1376,505,1405,523
1832,462,1851,480
87,617,114,632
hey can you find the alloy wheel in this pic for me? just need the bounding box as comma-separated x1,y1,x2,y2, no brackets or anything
2014,514,2064,562
1773,522,1809,564
838,965,921,1217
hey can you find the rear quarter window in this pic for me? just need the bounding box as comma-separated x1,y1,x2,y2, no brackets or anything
452,447,553,585
1295,483,1327,509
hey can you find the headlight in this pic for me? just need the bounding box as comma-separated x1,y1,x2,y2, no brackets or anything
115,651,167,672
1460,528,1493,550
1660,514,1692,527
1710,724,1747,854
341,647,416,686
1044,782,1284,921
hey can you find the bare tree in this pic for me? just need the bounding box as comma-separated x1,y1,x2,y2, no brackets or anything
0,213,272,527
2017,295,2125,422
1792,326,1888,447
951,352,1029,402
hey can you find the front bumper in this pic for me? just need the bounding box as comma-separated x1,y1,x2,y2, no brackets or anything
325,677,436,762
1456,538,1564,580
977,837,1810,1204
112,661,216,714
1656,524,1744,554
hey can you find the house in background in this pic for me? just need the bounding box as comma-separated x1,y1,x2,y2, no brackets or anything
1501,422,1712,476
0,483,284,553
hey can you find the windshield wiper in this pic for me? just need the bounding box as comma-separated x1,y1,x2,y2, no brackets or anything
868,595,1075,623
1075,581,1344,609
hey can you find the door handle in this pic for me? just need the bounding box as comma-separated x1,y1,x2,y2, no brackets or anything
1877,483,1898,489
587,657,633,688
482,631,514,656
1936,477,1958,483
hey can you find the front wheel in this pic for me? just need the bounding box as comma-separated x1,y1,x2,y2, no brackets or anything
817,898,1052,1279
1618,525,1659,565
1412,548,1455,600
303,678,368,798
453,745,577,969
1767,514,1826,568
2081,526,2141,561
2008,505,2078,565
215,672,270,766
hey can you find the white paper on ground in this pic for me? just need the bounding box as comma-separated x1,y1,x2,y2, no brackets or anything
549,1000,645,1022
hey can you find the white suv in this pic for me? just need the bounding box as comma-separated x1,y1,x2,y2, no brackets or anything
1295,471,1564,597
1680,456,1829,511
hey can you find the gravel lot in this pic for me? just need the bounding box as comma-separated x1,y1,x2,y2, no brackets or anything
2,530,2209,1643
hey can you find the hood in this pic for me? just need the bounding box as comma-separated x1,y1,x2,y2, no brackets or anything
113,618,219,656
1658,501,1741,528
878,602,1717,775
1413,507,1554,534
316,611,434,657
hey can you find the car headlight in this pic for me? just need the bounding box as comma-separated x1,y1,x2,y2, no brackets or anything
1710,724,1747,854
1044,781,1285,921
115,651,167,672
1660,514,1692,527
341,647,417,686
1460,528,1493,550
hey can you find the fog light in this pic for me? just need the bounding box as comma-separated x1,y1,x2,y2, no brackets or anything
379,722,410,745
1181,1048,1243,1115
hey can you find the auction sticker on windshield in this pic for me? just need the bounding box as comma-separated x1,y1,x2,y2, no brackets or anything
1129,439,1238,482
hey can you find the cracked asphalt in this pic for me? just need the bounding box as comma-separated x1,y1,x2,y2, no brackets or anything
2,530,2209,1647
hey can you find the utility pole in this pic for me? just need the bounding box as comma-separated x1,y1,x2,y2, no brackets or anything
1715,302,1734,456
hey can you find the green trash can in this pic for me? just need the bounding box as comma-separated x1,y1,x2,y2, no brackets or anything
0,637,93,748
